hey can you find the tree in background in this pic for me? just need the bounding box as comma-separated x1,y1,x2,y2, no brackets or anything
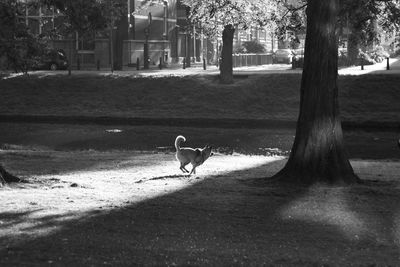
182,0,277,84
277,0,400,65
41,0,126,71
97,0,127,72
0,0,48,73
340,0,400,65
41,0,106,38
274,0,307,49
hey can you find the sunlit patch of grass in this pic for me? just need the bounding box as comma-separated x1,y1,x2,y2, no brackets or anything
280,185,367,240
280,178,400,247
0,150,281,247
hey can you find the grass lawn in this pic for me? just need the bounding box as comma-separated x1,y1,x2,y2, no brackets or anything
1,73,399,126
1,73,400,265
1,149,400,266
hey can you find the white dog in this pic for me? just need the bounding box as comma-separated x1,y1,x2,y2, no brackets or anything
175,135,213,175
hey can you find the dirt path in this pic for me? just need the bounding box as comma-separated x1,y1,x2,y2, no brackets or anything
1,149,400,266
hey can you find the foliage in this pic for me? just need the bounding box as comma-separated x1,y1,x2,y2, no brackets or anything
338,45,390,66
97,0,127,28
368,46,390,62
235,40,266,53
44,0,101,34
357,50,375,65
276,0,400,65
41,0,125,36
289,35,301,49
390,47,400,57
0,0,48,73
181,0,277,38
339,0,400,64
273,0,307,41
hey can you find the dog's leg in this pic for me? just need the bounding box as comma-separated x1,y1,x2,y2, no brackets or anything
180,166,188,173
189,165,197,175
180,162,189,173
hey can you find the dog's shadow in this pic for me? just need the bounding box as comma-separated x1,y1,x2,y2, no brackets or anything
136,174,191,183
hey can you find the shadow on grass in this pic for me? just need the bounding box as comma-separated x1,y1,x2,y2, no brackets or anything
147,174,189,181
0,159,400,266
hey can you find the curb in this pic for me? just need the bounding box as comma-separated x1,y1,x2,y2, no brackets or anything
0,115,399,131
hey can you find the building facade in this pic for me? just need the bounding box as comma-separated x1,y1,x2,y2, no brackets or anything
19,0,281,69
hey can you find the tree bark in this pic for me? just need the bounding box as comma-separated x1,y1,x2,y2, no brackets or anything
0,165,20,187
273,0,360,184
220,24,235,84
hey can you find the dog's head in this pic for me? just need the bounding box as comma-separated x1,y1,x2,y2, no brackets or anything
202,145,214,161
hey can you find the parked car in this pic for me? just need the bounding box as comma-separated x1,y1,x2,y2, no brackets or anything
35,49,69,70
292,48,304,68
293,48,305,57
273,49,294,64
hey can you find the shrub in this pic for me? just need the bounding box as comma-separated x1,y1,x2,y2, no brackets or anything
235,41,266,54
357,50,375,65
390,48,400,58
368,46,389,63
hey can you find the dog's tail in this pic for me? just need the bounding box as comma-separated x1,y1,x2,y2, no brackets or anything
175,135,186,151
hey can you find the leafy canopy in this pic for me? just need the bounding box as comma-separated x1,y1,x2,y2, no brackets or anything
181,0,277,38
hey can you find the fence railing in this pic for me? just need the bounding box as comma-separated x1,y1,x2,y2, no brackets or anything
232,53,273,68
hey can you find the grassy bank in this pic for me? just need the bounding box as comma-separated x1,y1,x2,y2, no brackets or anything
1,74,399,124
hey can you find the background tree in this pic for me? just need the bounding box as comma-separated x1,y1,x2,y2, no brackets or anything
277,0,400,64
341,0,400,64
42,0,106,38
182,0,276,84
273,0,360,184
42,0,126,71
0,0,48,74
273,0,307,49
97,0,127,71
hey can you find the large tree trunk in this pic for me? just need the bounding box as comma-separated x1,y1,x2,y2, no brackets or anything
273,0,359,184
220,24,235,84
0,165,20,187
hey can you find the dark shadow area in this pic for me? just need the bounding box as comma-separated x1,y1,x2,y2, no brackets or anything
0,210,43,228
0,210,81,232
0,123,398,176
1,159,399,266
